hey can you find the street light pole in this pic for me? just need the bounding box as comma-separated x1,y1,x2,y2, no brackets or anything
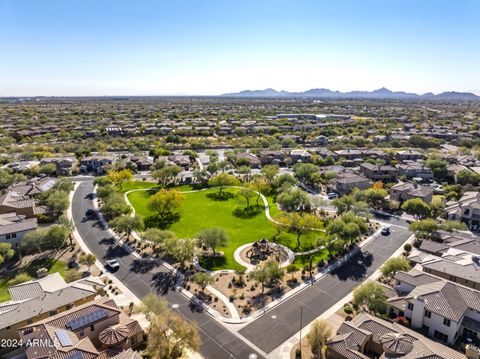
299,305,303,358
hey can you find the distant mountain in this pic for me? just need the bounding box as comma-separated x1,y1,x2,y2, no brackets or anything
222,87,480,101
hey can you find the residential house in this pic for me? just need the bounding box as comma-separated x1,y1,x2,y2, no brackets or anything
18,296,143,359
129,156,153,171
389,269,480,345
327,311,465,359
0,190,48,218
407,248,480,290
0,273,104,352
0,212,37,247
80,156,115,175
8,177,57,198
235,152,261,168
328,172,371,195
289,149,312,163
389,182,434,204
395,149,426,161
6,160,40,173
259,150,286,165
397,162,434,181
40,157,77,176
359,162,398,182
445,191,480,227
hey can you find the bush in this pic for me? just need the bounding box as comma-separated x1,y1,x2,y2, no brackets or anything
343,305,353,315
9,273,33,285
403,243,412,253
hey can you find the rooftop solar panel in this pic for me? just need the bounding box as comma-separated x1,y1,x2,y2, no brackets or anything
65,309,109,331
65,352,83,359
55,329,73,347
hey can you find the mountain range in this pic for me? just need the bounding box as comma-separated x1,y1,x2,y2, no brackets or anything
222,87,480,101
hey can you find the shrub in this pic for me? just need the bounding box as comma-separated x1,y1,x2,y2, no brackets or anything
344,305,353,315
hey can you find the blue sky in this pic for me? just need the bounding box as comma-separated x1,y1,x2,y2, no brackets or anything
0,0,479,96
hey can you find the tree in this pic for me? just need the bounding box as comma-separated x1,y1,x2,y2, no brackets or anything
332,195,356,214
39,163,57,176
237,188,256,209
207,173,240,196
276,212,323,248
0,169,25,191
101,192,132,219
193,272,213,294
46,191,70,218
364,188,387,210
277,189,310,212
147,311,200,359
152,165,183,187
249,176,271,205
293,163,319,185
380,257,410,277
457,169,480,186
251,259,285,295
21,229,47,254
353,281,387,314
79,253,96,272
440,220,467,232
107,168,133,189
0,243,15,265
142,228,176,244
426,157,448,180
272,173,296,192
197,227,228,255
308,319,332,359
408,219,438,240
135,293,168,322
326,212,368,246
401,198,431,218
148,189,184,219
163,237,196,266
286,264,297,281
59,216,75,246
261,164,279,183
44,224,68,248
110,214,144,239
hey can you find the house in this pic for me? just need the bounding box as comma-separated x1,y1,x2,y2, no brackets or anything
129,156,153,171
313,135,328,145
359,162,398,181
235,152,261,168
389,269,480,345
40,157,77,176
389,182,434,204
0,212,37,247
395,149,426,161
7,177,57,198
407,248,480,290
445,191,480,227
448,164,468,183
327,311,465,359
328,172,371,195
289,149,312,163
80,156,115,175
18,296,143,359
0,190,48,218
259,150,286,165
397,162,434,181
0,273,104,351
6,160,40,173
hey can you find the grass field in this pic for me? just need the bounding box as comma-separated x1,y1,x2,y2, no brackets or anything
126,184,326,270
0,258,67,303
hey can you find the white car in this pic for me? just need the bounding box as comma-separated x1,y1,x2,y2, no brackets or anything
106,259,120,270
381,226,391,235
327,192,338,200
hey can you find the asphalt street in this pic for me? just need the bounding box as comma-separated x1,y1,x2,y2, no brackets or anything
72,179,265,359
238,216,411,353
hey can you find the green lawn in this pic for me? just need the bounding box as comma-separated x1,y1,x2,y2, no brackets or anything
127,185,326,270
0,258,68,303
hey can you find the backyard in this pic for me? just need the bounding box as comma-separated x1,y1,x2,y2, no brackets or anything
125,182,327,270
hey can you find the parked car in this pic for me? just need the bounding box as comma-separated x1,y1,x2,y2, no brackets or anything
327,192,338,200
106,259,120,271
381,226,390,235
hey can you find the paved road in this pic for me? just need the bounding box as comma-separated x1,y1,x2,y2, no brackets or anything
72,179,265,359
239,220,411,353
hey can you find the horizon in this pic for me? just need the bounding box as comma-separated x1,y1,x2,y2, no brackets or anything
1,0,479,96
